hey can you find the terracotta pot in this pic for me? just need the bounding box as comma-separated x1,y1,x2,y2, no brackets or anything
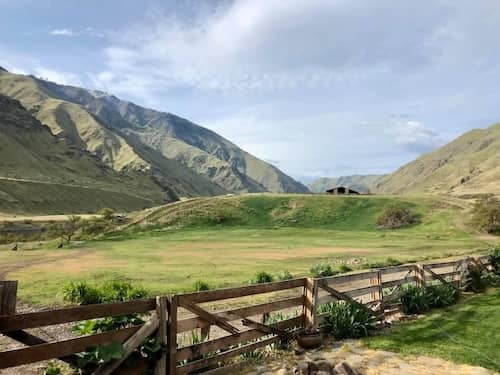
296,332,322,349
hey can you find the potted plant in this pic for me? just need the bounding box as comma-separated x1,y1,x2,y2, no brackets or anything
296,325,322,349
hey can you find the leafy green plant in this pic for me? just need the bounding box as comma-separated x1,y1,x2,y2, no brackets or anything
426,284,460,308
338,264,353,273
470,195,500,234
322,301,377,339
277,270,294,280
489,246,500,275
465,264,486,293
252,271,274,284
376,202,418,229
193,280,211,291
42,361,62,375
400,285,429,314
310,262,337,278
62,281,102,305
62,280,147,305
75,341,124,370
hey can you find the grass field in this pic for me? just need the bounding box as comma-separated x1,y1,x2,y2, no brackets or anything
0,194,495,305
365,288,500,371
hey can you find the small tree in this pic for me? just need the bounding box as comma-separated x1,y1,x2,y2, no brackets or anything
98,208,116,221
376,202,418,229
470,195,500,234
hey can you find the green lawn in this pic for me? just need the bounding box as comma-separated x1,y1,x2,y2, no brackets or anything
365,289,500,371
0,194,494,305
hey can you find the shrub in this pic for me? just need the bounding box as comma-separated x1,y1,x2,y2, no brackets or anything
193,280,211,291
310,262,337,278
252,271,274,284
426,284,460,308
464,264,486,293
322,301,377,339
43,362,62,375
63,281,102,305
277,270,294,281
98,208,116,221
489,246,500,275
470,195,500,234
400,285,429,314
376,203,418,229
62,280,147,305
338,264,353,273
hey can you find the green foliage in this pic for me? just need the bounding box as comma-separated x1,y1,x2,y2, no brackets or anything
263,312,297,350
338,264,353,273
489,246,500,275
400,285,429,314
277,270,294,280
465,264,486,293
193,280,211,291
376,202,418,229
322,301,377,339
426,284,460,308
63,280,147,305
42,361,62,375
310,262,337,278
252,271,274,284
470,195,500,234
62,281,102,305
75,341,124,370
364,257,403,269
98,208,116,221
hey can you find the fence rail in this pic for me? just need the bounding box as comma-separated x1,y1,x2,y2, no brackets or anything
0,254,493,374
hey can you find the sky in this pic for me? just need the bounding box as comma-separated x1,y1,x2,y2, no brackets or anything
1,0,500,183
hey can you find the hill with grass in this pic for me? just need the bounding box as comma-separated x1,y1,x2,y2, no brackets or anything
0,94,169,213
376,122,500,196
124,193,465,234
0,68,307,198
309,175,386,193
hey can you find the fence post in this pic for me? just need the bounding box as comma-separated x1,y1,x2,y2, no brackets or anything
167,295,178,375
0,281,17,316
303,278,318,330
414,264,426,288
371,271,384,314
155,296,168,375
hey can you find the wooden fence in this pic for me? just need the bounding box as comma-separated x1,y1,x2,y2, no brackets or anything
0,255,492,374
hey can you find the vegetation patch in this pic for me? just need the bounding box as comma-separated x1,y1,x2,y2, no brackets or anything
470,195,500,234
376,202,419,229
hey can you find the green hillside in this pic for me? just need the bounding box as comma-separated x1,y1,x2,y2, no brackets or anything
376,123,500,196
309,174,386,193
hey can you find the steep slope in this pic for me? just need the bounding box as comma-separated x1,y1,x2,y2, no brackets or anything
0,94,167,213
34,78,308,194
376,123,500,195
0,70,226,198
309,175,386,193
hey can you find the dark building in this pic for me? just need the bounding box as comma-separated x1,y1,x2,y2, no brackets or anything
326,186,360,195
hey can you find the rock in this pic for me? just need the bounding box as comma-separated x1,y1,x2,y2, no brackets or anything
315,360,333,372
276,369,289,375
293,362,309,375
333,362,361,375
316,372,332,375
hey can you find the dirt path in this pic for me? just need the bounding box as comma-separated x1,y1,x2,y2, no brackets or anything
246,340,497,375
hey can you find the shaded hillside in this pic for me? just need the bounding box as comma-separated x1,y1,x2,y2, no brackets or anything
0,94,167,213
309,175,386,193
0,69,307,195
376,123,500,195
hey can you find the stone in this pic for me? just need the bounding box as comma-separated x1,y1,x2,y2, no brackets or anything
315,360,333,372
333,362,361,375
276,369,289,375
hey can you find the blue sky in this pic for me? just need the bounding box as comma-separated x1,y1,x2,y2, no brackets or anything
1,0,500,183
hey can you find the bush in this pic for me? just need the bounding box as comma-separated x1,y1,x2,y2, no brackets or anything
322,301,377,339
489,246,500,275
465,264,486,293
252,271,274,284
43,361,62,375
62,280,147,305
400,285,429,314
310,262,337,278
63,281,102,305
99,280,147,302
376,203,418,229
470,195,500,234
338,264,353,273
426,284,460,308
193,280,211,291
98,208,116,221
277,270,294,281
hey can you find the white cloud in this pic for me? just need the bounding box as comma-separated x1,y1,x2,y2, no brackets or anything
388,121,443,153
34,67,83,86
49,28,76,37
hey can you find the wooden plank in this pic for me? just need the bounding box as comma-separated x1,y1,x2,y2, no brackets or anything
382,276,417,288
0,326,140,369
303,278,317,329
176,316,302,362
155,296,168,375
177,335,279,374
317,282,378,317
92,315,159,375
167,295,178,375
379,265,414,275
424,271,458,280
177,278,306,304
422,260,461,268
0,281,17,316
423,266,460,291
178,297,239,335
177,296,303,333
0,298,156,332
320,271,378,284
241,318,292,339
318,285,378,304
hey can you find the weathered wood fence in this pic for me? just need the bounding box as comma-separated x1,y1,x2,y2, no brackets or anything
0,255,492,374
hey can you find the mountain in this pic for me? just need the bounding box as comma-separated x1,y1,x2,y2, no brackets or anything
309,175,386,193
0,94,170,213
0,69,307,197
376,123,500,195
